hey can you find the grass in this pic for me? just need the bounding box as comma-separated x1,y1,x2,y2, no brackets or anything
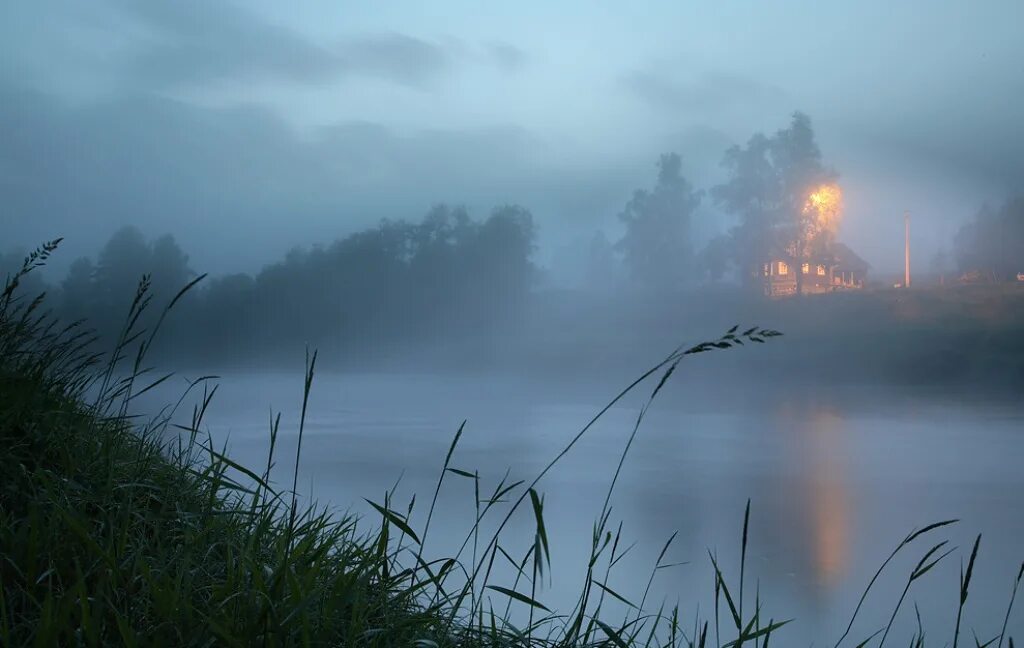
1,241,1021,646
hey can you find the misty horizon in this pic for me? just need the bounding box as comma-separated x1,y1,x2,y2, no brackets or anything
4,1,1023,280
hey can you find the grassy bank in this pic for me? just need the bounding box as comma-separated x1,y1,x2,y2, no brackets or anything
518,284,1024,388
2,245,1021,646
1,250,440,644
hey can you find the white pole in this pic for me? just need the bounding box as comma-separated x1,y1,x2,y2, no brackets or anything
904,210,911,288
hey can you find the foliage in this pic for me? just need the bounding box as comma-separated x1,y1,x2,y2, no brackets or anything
711,112,837,287
56,226,193,343
23,205,536,365
616,154,703,290
954,197,1024,281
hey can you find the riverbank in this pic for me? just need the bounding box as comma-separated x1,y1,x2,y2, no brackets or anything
0,335,448,645
2,253,1020,646
197,284,1024,390
508,284,1024,388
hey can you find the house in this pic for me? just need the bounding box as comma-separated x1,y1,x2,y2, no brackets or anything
958,269,1024,284
759,242,869,297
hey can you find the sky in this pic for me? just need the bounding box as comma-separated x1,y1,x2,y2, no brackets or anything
2,0,1022,279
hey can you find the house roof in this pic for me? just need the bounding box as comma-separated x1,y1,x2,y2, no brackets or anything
762,241,870,274
831,242,870,273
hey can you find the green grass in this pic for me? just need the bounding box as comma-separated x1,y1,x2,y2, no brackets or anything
1,242,1021,646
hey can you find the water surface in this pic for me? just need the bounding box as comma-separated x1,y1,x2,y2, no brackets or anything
144,370,1024,644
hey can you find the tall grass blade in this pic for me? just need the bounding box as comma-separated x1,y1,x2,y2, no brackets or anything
997,562,1024,648
955,534,983,648
485,586,550,612
834,519,958,648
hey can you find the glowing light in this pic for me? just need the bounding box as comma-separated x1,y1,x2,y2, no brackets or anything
802,183,844,238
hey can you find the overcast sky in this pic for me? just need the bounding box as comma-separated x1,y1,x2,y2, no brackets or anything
3,0,1022,278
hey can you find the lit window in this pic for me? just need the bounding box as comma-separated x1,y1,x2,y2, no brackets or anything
817,265,826,276
778,261,789,275
801,263,810,274
763,263,770,276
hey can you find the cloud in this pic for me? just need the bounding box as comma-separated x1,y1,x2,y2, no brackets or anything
486,42,528,73
116,0,343,87
835,116,1024,196
104,1,454,90
623,70,787,116
337,33,452,88
0,86,560,275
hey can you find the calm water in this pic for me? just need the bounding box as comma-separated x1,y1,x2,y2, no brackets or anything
143,370,1024,644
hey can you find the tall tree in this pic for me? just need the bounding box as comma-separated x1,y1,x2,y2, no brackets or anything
954,197,1024,281
59,257,96,324
92,226,153,332
468,205,536,327
616,153,702,290
149,234,192,301
713,112,838,294
52,206,538,364
698,234,732,282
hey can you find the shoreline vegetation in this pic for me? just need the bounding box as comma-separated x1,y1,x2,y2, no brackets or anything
2,243,1022,646
6,223,1024,388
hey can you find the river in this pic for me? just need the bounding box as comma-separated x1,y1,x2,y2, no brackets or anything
140,369,1024,644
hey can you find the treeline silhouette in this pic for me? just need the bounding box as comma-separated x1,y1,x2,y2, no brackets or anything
954,196,1024,281
4,110,1022,373
2,204,535,366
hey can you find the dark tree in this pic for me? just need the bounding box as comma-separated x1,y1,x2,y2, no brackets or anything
698,234,732,282
51,204,537,365
59,257,96,324
954,197,1024,281
149,234,192,301
713,112,836,294
93,226,152,312
616,153,702,290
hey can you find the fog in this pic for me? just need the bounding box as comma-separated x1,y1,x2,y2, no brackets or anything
3,1,1023,643
4,0,1023,278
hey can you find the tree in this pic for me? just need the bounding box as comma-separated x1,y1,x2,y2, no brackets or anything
616,153,702,290
59,257,96,324
954,197,1024,281
149,234,192,301
52,207,538,365
56,227,194,346
713,112,838,294
191,273,256,360
930,248,950,284
88,226,153,335
698,234,732,282
712,133,780,283
467,205,536,327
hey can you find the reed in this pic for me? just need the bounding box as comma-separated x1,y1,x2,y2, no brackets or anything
1,243,1019,646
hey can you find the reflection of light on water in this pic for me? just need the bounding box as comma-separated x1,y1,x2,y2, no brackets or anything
807,409,849,589
812,464,848,586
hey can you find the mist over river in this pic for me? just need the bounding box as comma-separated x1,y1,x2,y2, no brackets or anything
135,368,1024,644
